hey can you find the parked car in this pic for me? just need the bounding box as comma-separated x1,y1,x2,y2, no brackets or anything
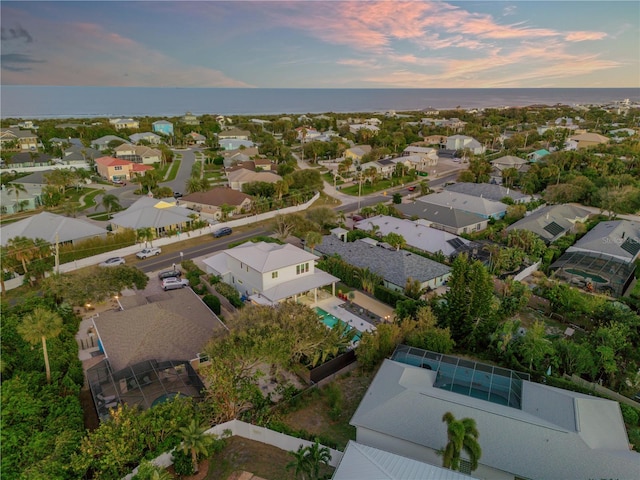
213,227,233,238
407,186,416,192
173,192,183,198
99,257,126,267
352,215,364,222
161,277,190,291
136,247,162,259
158,269,182,280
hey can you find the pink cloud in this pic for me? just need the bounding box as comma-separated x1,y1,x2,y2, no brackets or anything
565,31,608,42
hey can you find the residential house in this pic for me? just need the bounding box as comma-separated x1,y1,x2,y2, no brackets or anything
445,135,485,155
49,137,83,148
417,191,507,220
253,158,274,171
109,196,194,237
109,118,139,131
185,132,206,145
179,187,253,220
349,124,380,135
6,152,51,168
250,118,271,127
218,128,251,141
344,145,372,163
444,182,533,204
226,168,282,191
181,112,200,125
0,127,39,152
333,441,473,480
296,127,322,141
113,144,162,165
222,147,260,168
369,158,395,179
62,146,102,165
354,215,473,259
527,149,550,162
91,135,128,151
422,135,447,147
95,156,154,182
129,132,162,145
396,202,488,236
219,139,255,151
315,235,451,292
350,350,640,480
609,128,636,142
506,204,591,244
401,145,439,168
569,132,610,149
152,120,174,136
202,241,339,305
551,220,639,296
0,211,106,246
0,184,42,214
489,155,529,184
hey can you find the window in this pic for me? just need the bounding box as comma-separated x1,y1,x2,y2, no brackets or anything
458,459,472,475
296,263,309,275
272,271,278,279
114,166,123,171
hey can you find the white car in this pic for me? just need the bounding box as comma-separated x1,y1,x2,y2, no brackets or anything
161,277,190,291
136,247,162,259
99,257,126,267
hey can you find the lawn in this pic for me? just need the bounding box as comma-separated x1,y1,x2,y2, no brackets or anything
340,175,416,196
165,159,182,181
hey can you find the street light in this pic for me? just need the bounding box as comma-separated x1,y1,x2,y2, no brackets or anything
114,295,123,311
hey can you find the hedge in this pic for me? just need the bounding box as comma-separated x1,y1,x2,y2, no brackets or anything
202,294,222,315
373,284,408,307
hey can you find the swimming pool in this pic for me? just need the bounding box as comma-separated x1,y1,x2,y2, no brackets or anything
151,392,188,407
315,307,361,342
565,268,608,284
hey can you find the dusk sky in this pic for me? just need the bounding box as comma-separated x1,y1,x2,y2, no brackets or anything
1,1,638,88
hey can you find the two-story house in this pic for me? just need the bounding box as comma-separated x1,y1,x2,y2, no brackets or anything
109,118,140,131
203,241,339,305
0,128,39,152
95,156,153,182
152,120,174,136
113,144,162,164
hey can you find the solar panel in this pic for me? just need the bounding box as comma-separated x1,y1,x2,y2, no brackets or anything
447,238,465,249
543,221,565,236
621,238,640,256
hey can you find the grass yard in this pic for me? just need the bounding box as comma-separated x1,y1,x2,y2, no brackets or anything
165,159,181,181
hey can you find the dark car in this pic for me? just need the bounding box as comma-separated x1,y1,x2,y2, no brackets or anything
158,269,182,280
213,227,233,238
173,192,183,198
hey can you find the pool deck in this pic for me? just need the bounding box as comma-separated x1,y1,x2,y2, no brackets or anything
316,296,376,333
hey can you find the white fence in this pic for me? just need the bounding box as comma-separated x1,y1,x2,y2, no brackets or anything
4,192,320,290
513,260,541,282
123,419,343,479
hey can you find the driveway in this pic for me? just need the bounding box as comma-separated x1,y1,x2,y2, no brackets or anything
162,148,198,194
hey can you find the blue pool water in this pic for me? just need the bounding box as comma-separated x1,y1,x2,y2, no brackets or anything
315,307,362,342
151,392,188,407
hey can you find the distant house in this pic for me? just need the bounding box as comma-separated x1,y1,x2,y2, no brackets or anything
445,135,485,155
179,187,253,220
181,112,199,125
109,196,193,237
113,144,162,165
354,215,473,259
551,220,639,296
369,158,395,179
350,351,640,480
218,128,251,141
296,127,322,141
185,132,206,145
95,156,154,182
527,149,550,162
0,211,106,246
349,124,379,135
91,135,128,151
129,132,162,145
422,135,447,147
0,184,42,213
569,132,609,149
203,241,339,305
396,202,488,235
0,127,39,152
417,191,507,220
344,145,372,163
444,182,532,204
62,145,102,165
218,139,255,151
6,152,51,168
226,168,282,191
152,120,174,136
401,145,439,168
109,118,139,131
506,204,591,244
222,147,260,168
489,155,529,184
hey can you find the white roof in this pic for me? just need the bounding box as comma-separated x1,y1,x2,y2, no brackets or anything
417,191,506,217
259,270,339,303
223,241,318,273
334,441,473,480
0,212,106,246
568,220,640,262
351,360,639,480
110,198,192,230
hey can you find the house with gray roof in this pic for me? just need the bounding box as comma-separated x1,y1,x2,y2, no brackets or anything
350,351,640,480
129,132,162,145
568,220,640,263
489,155,530,185
109,197,193,237
444,182,532,204
445,135,484,155
334,441,473,480
506,204,591,244
6,152,51,167
91,135,128,151
315,235,451,292
354,215,472,258
0,211,106,246
396,202,488,235
0,184,42,214
62,145,102,165
417,191,507,220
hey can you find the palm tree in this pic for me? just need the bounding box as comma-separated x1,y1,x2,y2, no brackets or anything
17,307,63,383
177,420,214,474
6,182,27,213
304,231,323,254
304,440,332,479
6,236,39,279
137,227,155,247
441,412,482,472
97,193,122,219
186,176,203,194
358,267,382,294
286,445,312,480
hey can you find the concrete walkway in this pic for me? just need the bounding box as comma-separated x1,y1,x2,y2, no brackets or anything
349,290,396,321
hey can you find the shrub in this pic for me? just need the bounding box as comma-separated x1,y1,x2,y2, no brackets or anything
208,274,221,284
202,294,222,314
215,282,243,308
621,404,640,426
373,284,408,307
171,449,193,476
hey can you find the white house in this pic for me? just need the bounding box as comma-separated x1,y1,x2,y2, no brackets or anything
202,241,339,305
351,350,640,480
445,135,485,155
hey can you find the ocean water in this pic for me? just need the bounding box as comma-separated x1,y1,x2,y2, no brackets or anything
1,86,638,119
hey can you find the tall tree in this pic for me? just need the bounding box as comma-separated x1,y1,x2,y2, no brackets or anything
137,227,155,247
177,420,215,475
304,231,323,254
441,412,482,472
6,182,27,212
383,232,406,251
97,193,122,218
16,307,63,383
